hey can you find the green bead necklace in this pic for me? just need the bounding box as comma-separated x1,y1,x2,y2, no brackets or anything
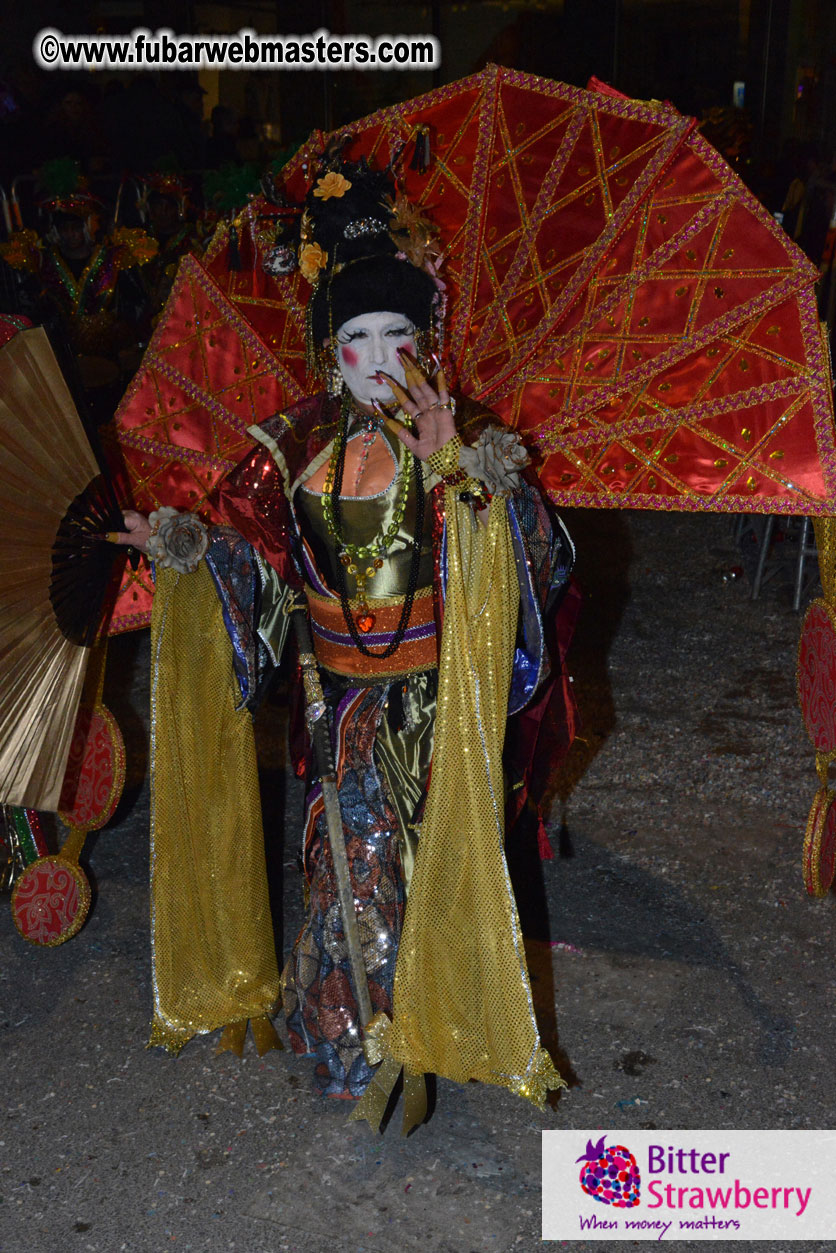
321,399,413,621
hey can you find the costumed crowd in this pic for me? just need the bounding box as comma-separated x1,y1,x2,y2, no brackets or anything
0,158,211,422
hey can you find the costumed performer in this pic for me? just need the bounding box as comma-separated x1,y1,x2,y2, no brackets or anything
116,154,575,1110
0,159,156,418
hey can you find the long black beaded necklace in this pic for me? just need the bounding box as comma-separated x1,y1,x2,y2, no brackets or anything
329,406,426,659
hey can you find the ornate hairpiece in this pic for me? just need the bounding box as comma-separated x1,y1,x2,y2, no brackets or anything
344,217,388,240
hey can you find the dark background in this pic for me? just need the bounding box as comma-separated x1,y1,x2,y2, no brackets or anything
1,0,835,207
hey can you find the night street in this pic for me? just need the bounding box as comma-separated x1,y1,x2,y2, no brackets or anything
3,508,834,1253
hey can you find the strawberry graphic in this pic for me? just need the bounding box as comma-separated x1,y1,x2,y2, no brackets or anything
577,1136,641,1207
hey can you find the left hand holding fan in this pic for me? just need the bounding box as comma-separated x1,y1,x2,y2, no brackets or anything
111,508,209,574
110,509,151,553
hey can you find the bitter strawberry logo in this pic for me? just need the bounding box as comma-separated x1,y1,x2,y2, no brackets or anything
577,1136,641,1207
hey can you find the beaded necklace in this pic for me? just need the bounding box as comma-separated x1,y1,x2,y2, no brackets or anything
352,422,378,493
325,396,425,657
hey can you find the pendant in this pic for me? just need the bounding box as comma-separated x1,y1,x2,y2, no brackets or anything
352,563,378,633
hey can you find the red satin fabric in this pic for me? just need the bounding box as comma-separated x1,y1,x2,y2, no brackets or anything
107,68,833,632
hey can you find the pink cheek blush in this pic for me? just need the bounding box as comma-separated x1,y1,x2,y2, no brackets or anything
340,346,358,368
397,342,414,357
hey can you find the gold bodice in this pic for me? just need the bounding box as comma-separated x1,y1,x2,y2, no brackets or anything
295,427,434,599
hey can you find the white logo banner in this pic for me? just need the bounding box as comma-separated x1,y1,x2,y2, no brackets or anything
543,1129,836,1240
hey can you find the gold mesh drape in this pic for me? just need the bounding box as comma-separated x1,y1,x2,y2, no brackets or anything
364,491,565,1109
149,562,279,1052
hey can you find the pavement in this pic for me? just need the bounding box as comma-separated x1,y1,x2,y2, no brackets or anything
2,508,835,1253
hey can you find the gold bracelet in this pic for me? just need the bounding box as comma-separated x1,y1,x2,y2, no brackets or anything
426,433,490,503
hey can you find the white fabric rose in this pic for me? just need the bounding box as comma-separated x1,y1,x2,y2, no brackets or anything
459,425,531,494
147,507,209,574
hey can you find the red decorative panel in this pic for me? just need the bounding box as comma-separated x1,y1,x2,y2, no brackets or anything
803,788,836,898
798,600,836,753
58,706,126,830
11,856,91,946
107,67,834,633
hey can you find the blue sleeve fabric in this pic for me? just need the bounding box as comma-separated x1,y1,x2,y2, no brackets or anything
203,526,275,711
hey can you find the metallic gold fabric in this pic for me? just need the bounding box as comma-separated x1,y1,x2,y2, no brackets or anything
813,517,836,605
426,434,464,478
215,1018,248,1057
149,562,280,1053
0,327,101,810
374,671,437,893
250,1012,284,1056
252,552,293,663
295,430,434,599
375,490,565,1107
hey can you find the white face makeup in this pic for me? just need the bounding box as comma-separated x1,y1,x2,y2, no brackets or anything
334,310,417,409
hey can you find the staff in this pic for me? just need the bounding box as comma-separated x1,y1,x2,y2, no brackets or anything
286,593,374,1034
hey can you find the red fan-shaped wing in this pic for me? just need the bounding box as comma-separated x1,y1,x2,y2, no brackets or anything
107,66,834,630
104,252,308,630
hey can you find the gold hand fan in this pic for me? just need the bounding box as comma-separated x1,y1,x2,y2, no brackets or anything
0,325,125,810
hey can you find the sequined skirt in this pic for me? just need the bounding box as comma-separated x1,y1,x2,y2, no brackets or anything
282,667,437,1098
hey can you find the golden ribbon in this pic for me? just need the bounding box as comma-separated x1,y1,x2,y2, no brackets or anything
214,1014,283,1058
349,1013,428,1134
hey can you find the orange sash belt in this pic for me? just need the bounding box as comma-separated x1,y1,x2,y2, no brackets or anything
306,587,437,679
